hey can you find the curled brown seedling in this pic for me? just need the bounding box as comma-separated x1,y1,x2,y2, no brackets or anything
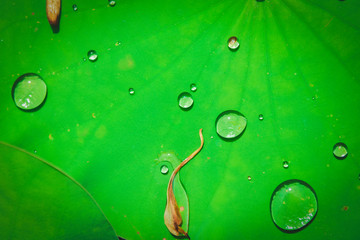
164,129,204,239
46,0,61,32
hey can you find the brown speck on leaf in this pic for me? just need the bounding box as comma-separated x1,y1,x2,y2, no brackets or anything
164,129,204,239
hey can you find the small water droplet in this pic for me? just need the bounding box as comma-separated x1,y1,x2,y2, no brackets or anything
160,165,169,175
87,50,98,62
333,142,348,160
228,36,240,50
271,180,318,232
283,161,289,169
129,88,135,95
259,114,264,121
248,176,252,181
109,0,116,6
216,110,247,139
34,150,37,154
190,83,197,92
115,41,121,46
178,92,194,110
72,4,78,11
12,73,47,111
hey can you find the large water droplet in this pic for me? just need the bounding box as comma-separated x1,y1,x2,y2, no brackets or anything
228,36,239,50
216,110,247,139
12,73,47,111
129,88,135,95
283,161,289,169
178,92,193,110
87,50,98,62
72,4,78,11
190,83,197,92
333,142,348,160
160,165,169,175
270,180,318,232
109,0,116,6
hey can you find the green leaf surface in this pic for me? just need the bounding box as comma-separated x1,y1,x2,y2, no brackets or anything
1,0,360,239
0,142,118,240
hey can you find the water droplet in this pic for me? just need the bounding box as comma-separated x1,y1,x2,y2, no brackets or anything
72,4,78,11
333,142,348,160
216,110,247,139
109,0,116,6
248,176,252,181
178,92,194,110
34,150,37,154
12,73,47,111
115,41,121,46
160,165,169,175
259,114,264,121
129,88,135,95
87,50,98,62
190,83,197,92
283,161,289,169
228,36,240,50
270,180,318,232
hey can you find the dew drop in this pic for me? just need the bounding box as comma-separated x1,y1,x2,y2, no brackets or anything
129,88,135,95
160,165,169,175
216,110,247,139
228,36,240,50
333,142,348,160
87,50,98,62
109,0,116,6
178,92,194,110
283,161,289,169
72,4,78,11
259,114,264,121
270,180,318,232
190,83,197,92
12,73,47,111
247,176,252,181
115,41,121,46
